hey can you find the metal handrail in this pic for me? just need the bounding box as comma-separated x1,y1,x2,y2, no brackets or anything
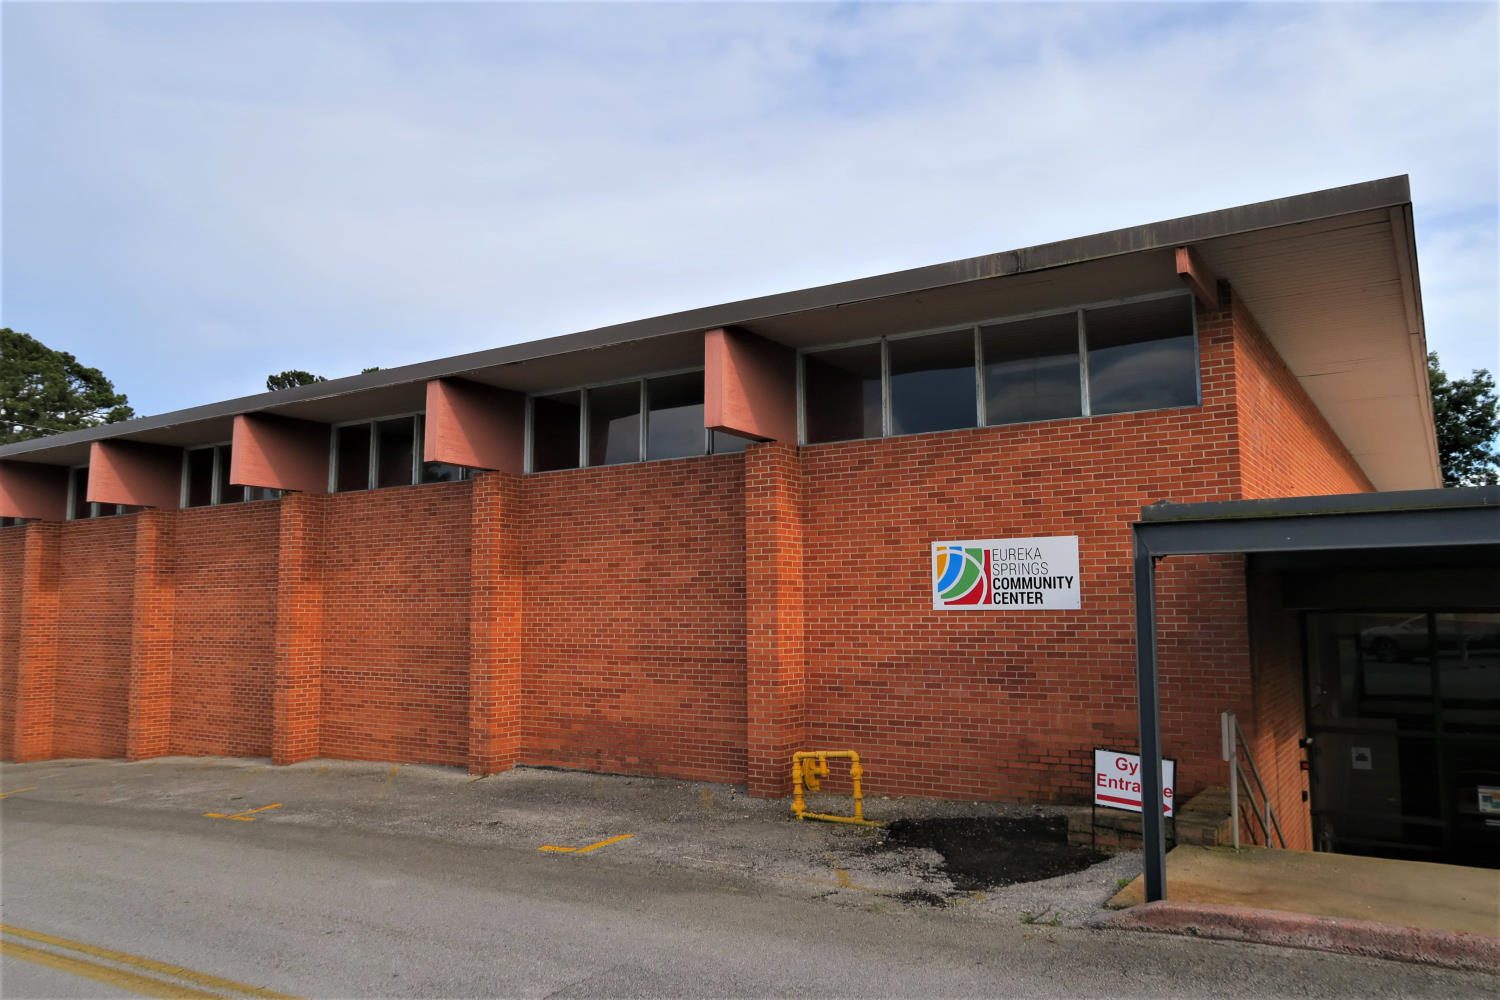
1220,710,1288,849
1233,718,1287,847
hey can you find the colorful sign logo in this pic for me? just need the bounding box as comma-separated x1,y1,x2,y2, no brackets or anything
930,536,1082,611
933,544,992,606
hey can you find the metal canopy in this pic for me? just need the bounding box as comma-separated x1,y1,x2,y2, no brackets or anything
1130,486,1500,902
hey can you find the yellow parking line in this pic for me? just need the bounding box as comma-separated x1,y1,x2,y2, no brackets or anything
0,786,36,799
203,803,282,822
539,833,634,855
0,924,296,998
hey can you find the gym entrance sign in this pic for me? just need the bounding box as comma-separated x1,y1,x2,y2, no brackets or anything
1094,749,1176,817
931,536,1080,610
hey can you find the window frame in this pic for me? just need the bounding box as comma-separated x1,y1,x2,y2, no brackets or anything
180,441,243,508
65,464,122,520
523,366,742,474
796,289,1199,445
1078,293,1201,418
326,412,477,492
328,411,424,493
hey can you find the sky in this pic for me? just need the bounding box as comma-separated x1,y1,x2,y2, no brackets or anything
3,1,1497,418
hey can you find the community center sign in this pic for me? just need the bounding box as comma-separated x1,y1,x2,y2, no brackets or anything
931,536,1080,610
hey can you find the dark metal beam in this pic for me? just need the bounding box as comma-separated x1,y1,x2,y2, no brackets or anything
1133,533,1167,902
1141,485,1500,523
1136,505,1500,559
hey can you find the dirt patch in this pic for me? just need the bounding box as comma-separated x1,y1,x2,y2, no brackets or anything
879,815,1108,891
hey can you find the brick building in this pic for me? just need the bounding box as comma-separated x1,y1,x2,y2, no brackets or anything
5,177,1493,864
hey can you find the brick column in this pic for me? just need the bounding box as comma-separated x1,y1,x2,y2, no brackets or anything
744,442,806,797
13,523,60,762
467,472,523,775
273,493,324,764
127,511,175,760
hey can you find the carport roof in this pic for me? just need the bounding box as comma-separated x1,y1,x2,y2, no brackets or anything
1141,486,1500,523
1134,486,1500,557
1130,483,1500,904
1,175,1439,488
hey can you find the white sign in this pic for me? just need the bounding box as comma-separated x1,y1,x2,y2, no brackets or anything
1351,747,1373,771
931,536,1080,610
1094,749,1175,817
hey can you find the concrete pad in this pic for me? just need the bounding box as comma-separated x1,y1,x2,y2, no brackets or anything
1109,844,1500,937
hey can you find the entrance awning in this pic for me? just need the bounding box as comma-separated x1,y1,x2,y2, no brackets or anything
1131,486,1500,901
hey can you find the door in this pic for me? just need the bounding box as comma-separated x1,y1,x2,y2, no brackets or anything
1304,611,1500,867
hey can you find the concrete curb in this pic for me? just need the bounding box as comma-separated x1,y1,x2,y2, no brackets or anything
1099,901,1500,974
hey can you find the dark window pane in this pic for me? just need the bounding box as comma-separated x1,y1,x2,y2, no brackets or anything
982,313,1082,425
888,330,976,435
587,382,641,466
185,448,215,508
1436,613,1500,735
376,417,416,488
246,487,282,502
215,445,245,503
1307,613,1435,731
532,392,582,472
71,467,90,519
336,423,372,492
422,462,469,484
1085,296,1197,415
646,372,705,461
711,430,753,454
804,343,882,443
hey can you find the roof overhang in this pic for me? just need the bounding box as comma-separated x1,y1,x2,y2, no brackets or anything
0,176,1440,488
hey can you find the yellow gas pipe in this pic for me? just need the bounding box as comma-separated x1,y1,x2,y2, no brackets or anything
790,750,880,827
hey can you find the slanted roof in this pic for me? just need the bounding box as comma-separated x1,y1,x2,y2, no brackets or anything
0,176,1440,489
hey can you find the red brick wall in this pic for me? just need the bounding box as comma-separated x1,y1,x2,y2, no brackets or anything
1231,291,1372,848
2,287,1392,823
53,517,135,758
744,443,807,796
1246,569,1315,850
0,527,24,754
798,430,1249,805
791,299,1258,806
1233,294,1373,499
319,483,472,767
170,502,279,757
521,455,747,782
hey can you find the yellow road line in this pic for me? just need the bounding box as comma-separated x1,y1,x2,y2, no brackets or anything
0,925,296,999
539,833,634,855
1,939,223,999
203,803,282,822
0,786,37,799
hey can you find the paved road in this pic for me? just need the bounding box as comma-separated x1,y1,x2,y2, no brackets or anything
2,770,1494,998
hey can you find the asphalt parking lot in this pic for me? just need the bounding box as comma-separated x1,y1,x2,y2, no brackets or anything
2,757,1494,998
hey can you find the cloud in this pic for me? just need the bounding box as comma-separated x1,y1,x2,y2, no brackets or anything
3,2,1496,413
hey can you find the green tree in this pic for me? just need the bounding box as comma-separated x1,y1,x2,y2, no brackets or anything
1429,352,1499,486
0,328,135,444
265,370,327,391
